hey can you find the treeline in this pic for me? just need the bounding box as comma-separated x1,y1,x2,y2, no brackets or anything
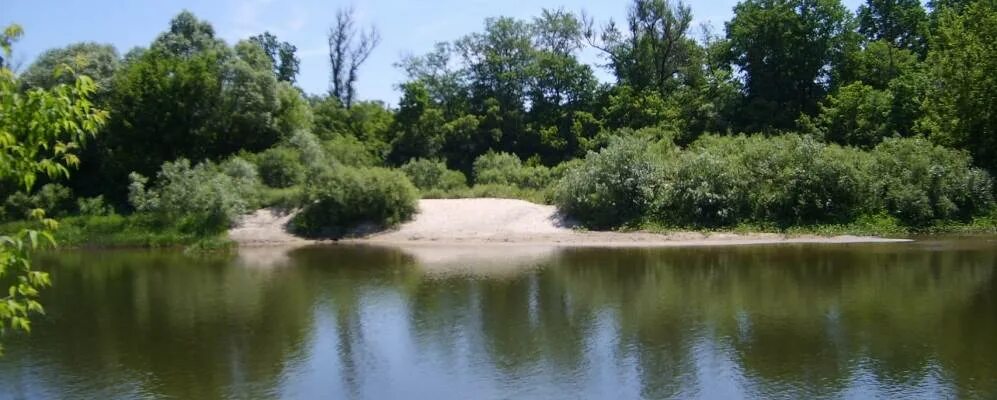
3,0,997,237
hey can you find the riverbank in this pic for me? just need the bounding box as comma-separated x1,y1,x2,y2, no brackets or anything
231,198,911,248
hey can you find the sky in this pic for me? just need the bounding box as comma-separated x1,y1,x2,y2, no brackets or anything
3,0,863,105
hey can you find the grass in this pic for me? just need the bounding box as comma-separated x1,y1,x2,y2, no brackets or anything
639,212,997,238
0,213,232,250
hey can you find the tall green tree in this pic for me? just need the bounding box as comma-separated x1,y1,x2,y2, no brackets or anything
91,12,281,201
857,0,929,55
584,0,700,95
388,81,447,164
918,1,997,172
18,42,120,93
0,24,106,354
249,31,300,83
726,0,858,131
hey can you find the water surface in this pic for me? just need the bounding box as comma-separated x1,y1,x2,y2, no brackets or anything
1,240,996,399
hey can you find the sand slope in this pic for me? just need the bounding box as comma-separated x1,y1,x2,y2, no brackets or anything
229,198,910,247
227,208,311,246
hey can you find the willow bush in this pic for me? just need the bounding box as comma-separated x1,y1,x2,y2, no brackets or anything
291,166,418,238
555,134,995,230
400,158,467,192
554,136,667,229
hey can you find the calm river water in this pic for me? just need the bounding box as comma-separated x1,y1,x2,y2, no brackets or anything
1,239,996,399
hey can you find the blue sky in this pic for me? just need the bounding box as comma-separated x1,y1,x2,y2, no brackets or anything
3,0,863,105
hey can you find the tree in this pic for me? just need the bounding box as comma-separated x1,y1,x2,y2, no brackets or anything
388,81,447,164
327,7,380,108
396,42,468,117
918,1,997,172
0,24,106,354
18,42,119,94
91,12,280,202
249,31,300,83
584,0,700,95
801,82,895,147
857,0,929,55
726,0,858,131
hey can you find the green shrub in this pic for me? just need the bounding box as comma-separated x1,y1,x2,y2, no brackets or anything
76,196,114,216
400,158,468,192
663,145,749,227
324,134,380,167
753,141,871,226
473,152,524,186
128,158,261,228
869,137,994,226
2,183,74,221
554,136,666,229
660,135,873,227
287,130,328,172
291,166,418,238
472,152,553,190
257,146,306,188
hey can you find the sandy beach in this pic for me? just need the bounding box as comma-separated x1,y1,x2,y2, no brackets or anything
229,198,910,248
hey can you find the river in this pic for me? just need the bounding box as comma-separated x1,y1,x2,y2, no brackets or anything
1,239,995,399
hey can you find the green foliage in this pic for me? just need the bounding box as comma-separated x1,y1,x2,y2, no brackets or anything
869,137,993,226
19,42,120,93
324,134,379,167
76,196,113,216
248,31,299,83
291,167,418,238
274,82,313,138
918,1,997,173
472,152,553,190
256,146,306,188
128,158,260,228
726,0,859,130
857,0,928,55
584,0,699,94
0,213,226,248
802,82,896,147
2,184,74,221
286,131,328,172
554,136,666,229
92,12,282,201
664,135,871,227
0,23,105,353
400,158,468,192
555,132,995,230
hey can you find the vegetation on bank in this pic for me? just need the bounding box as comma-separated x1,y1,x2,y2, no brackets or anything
4,0,997,244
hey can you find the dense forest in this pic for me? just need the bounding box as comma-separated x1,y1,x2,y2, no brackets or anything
3,0,997,241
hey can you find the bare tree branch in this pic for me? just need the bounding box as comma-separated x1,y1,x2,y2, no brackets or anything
328,7,379,108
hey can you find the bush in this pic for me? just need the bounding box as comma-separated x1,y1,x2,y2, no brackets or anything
128,158,261,228
472,152,553,190
257,146,306,188
869,137,994,226
324,134,380,167
752,140,871,226
473,152,524,186
554,136,666,229
2,183,74,221
801,82,896,148
287,130,328,172
400,158,468,192
662,145,749,227
77,196,114,216
291,166,418,238
658,135,875,228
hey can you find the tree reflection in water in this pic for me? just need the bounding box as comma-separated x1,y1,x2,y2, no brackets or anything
0,240,994,399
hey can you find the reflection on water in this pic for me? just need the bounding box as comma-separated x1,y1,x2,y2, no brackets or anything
1,240,996,399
